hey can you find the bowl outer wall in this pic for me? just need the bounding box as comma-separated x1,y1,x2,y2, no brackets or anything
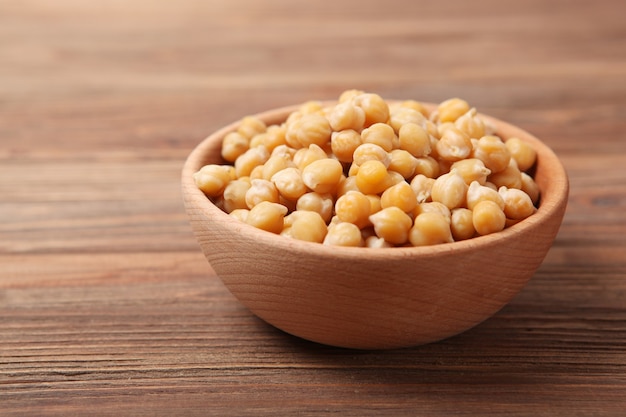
182,103,569,349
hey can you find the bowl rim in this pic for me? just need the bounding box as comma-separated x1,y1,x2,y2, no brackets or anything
182,101,569,261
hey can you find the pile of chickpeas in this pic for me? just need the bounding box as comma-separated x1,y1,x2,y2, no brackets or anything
194,90,539,247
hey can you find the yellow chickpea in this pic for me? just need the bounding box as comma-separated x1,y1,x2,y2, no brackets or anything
380,181,418,213
222,179,252,213
454,107,485,139
271,167,307,201
296,192,334,223
413,156,440,179
398,122,431,158
328,100,366,132
331,129,362,163
437,98,470,123
194,164,233,197
430,171,468,210
262,125,288,151
324,222,364,247
450,208,476,241
291,112,332,148
221,132,250,163
436,126,473,162
360,122,397,152
521,172,540,205
355,160,393,195
261,154,295,180
472,200,506,236
282,210,328,243
293,144,328,170
369,206,413,245
353,143,391,168
409,212,453,246
237,116,267,139
353,93,390,127
410,174,435,203
498,186,536,220
229,208,249,223
505,137,537,172
245,179,280,208
335,190,372,229
472,135,511,174
488,158,523,189
389,107,427,134
301,158,344,194
336,175,360,198
234,146,270,178
450,158,491,185
388,149,418,179
466,181,505,211
245,201,287,234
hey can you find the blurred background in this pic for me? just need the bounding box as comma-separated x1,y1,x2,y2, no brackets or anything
2,0,623,158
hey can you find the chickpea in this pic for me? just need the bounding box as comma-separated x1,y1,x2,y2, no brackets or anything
353,143,391,167
296,192,334,223
194,164,233,197
335,190,372,229
451,208,476,241
245,201,287,234
369,207,413,245
466,181,505,211
293,144,328,170
388,149,418,179
521,172,540,205
282,210,328,243
234,146,269,178
472,135,511,174
328,100,366,132
245,179,280,208
221,132,249,163
506,137,537,172
324,222,364,247
331,129,362,163
499,186,536,220
237,116,267,139
410,174,435,203
380,181,418,213
437,98,470,123
430,171,468,210
301,158,344,194
222,179,251,213
409,212,453,246
398,122,431,158
361,123,397,152
261,154,295,180
353,93,390,127
389,107,427,134
436,127,473,162
472,200,506,236
272,167,307,201
450,158,491,185
454,108,485,139
488,158,523,189
355,160,393,195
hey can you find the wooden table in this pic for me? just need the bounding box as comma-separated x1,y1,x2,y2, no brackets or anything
2,0,625,415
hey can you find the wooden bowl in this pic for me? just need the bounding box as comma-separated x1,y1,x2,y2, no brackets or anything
181,103,569,350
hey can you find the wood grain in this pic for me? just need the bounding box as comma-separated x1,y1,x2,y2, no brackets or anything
1,0,626,415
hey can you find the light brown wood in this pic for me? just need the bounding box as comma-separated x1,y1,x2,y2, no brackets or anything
2,0,626,415
182,104,569,349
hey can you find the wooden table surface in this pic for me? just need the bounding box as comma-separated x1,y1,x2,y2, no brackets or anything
2,0,625,415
